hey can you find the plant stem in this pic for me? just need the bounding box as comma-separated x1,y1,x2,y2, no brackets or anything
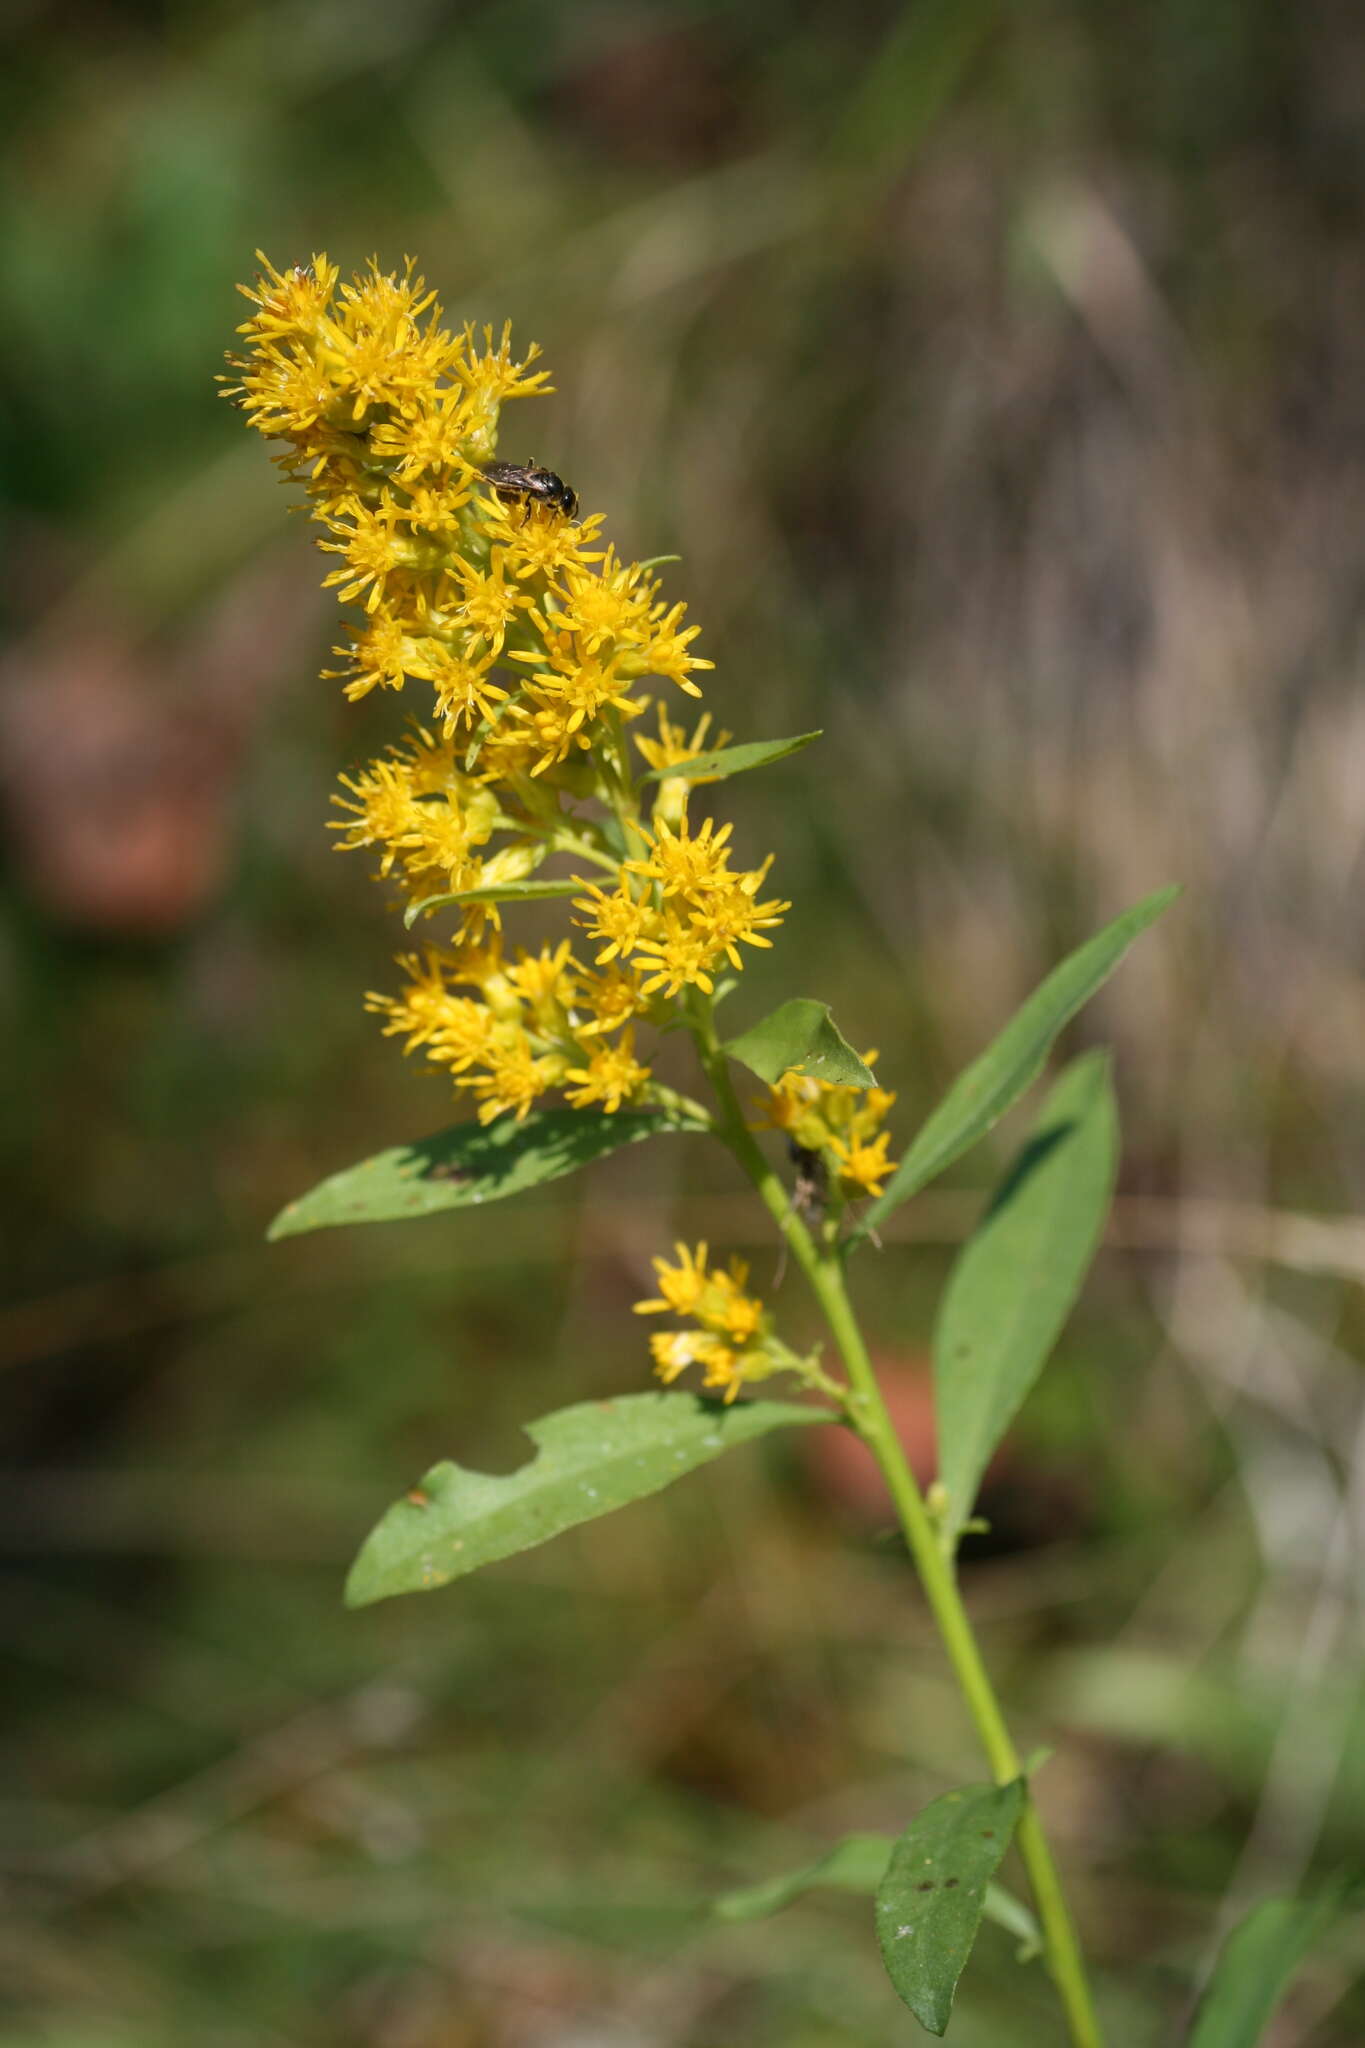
547,829,621,875
690,1004,1104,2048
805,1253,1101,2048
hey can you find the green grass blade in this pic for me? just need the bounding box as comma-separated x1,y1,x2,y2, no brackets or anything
1188,1886,1351,2048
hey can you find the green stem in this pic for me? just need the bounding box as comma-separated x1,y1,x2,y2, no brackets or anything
645,1081,715,1129
546,829,620,875
689,1001,1103,2048
600,706,650,861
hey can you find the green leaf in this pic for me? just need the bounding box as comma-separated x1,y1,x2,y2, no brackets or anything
724,998,875,1088
715,1833,1041,1959
1188,1886,1351,2048
640,729,822,783
346,1391,834,1607
404,876,585,928
983,1881,1044,1962
715,1834,895,1920
933,1052,1117,1549
598,813,629,859
267,1107,705,1241
875,1780,1026,2035
852,885,1177,1240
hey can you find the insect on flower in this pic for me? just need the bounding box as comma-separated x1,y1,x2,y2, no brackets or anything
788,1137,828,1230
478,459,579,521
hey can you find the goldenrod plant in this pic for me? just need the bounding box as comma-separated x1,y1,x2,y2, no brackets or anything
225,254,1331,2045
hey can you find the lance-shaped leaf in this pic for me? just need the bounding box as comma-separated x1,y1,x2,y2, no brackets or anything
933,1052,1117,1549
1188,1885,1352,2048
346,1391,834,1607
875,1780,1026,2033
404,876,585,929
640,730,822,783
268,1107,706,1241
716,1835,894,1921
724,999,875,1088
851,885,1176,1242
715,1833,1040,1958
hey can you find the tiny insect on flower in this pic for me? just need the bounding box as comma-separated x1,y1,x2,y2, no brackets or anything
477,460,579,521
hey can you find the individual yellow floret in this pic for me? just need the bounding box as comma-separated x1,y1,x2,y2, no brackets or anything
504,939,580,1015
479,497,605,581
563,1031,650,1113
634,707,730,778
456,1032,566,1124
365,951,490,1056
625,815,736,897
573,879,659,966
407,639,510,732
572,964,651,1037
632,914,723,998
628,600,711,695
677,863,789,969
449,320,555,454
827,1131,896,1198
447,551,534,660
330,730,507,910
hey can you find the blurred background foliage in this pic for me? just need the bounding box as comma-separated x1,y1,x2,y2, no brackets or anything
2,1,1364,2042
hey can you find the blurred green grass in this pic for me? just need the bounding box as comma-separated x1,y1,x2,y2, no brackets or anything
3,1,1364,2042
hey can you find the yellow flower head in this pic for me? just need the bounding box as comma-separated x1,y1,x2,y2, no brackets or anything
229,252,785,1128
633,1242,805,1403
634,1242,767,1348
563,1030,650,1113
573,878,658,966
755,1053,899,1200
626,815,736,897
634,706,729,779
634,1240,714,1318
504,937,579,1013
365,949,490,1056
330,727,528,931
573,963,651,1038
457,1032,566,1124
827,1130,896,1199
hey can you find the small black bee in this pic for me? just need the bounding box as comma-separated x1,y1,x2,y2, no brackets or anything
477,460,579,521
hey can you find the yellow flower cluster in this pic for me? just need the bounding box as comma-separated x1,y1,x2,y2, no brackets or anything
367,938,650,1125
757,1059,900,1199
226,252,786,1120
576,815,788,999
634,1242,793,1403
